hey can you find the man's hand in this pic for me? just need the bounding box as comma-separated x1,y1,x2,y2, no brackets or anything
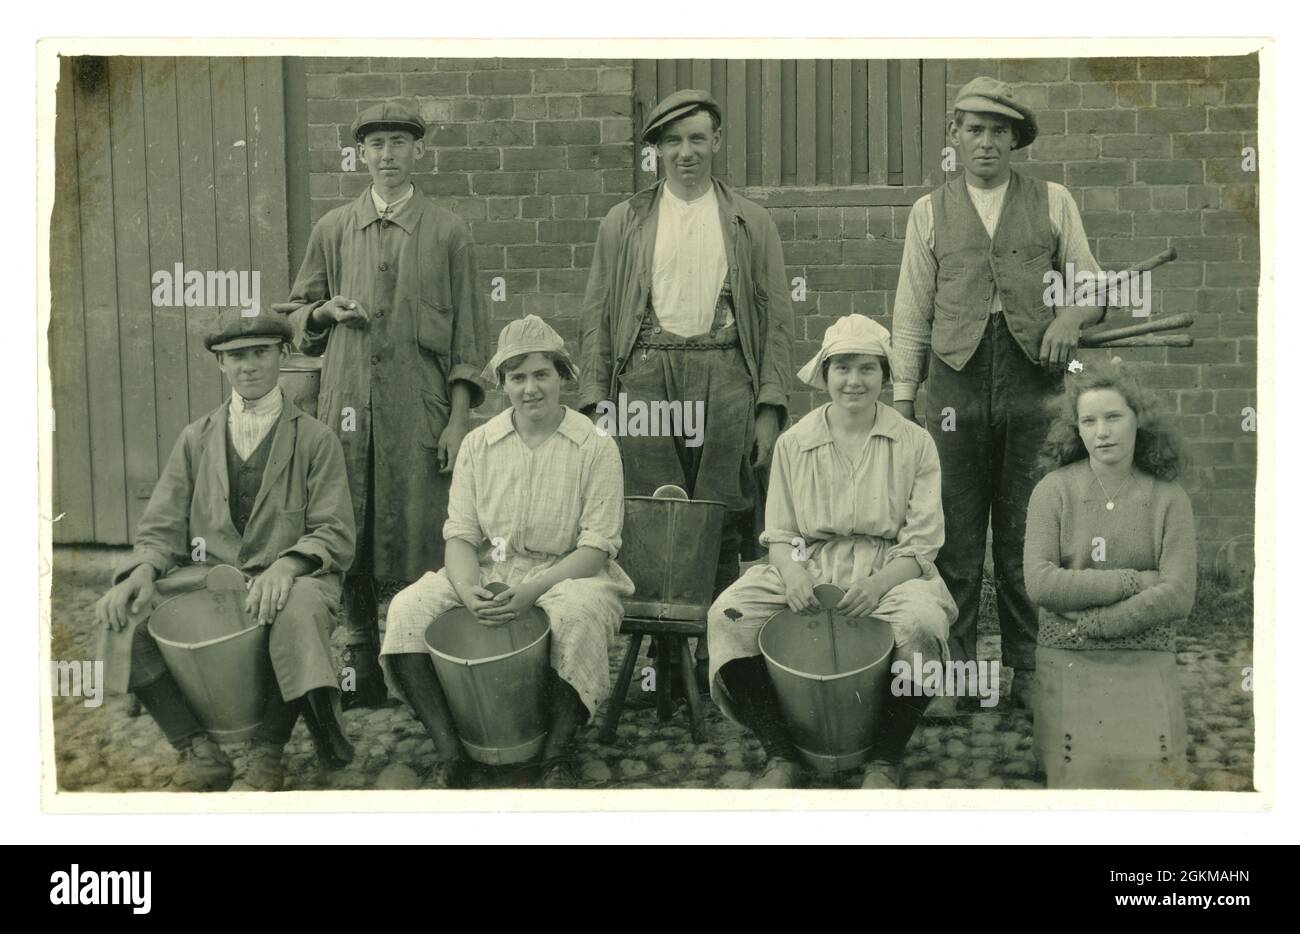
245,558,304,626
1039,308,1086,367
312,296,370,331
437,419,469,475
894,400,919,425
777,561,818,615
94,564,157,632
752,405,781,469
837,574,889,619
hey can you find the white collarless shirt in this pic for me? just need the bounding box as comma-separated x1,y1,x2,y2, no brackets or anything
651,183,732,338
371,183,415,218
229,386,283,460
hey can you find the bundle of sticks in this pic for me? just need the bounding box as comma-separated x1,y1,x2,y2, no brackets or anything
1074,247,1195,348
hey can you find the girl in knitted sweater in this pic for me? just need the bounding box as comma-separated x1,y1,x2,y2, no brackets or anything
1024,359,1195,789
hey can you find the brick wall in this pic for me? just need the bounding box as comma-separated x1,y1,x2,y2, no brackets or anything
304,54,1259,572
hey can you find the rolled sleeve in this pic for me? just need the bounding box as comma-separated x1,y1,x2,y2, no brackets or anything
1048,183,1108,322
285,222,335,357
757,435,803,548
885,430,945,571
890,198,939,402
442,437,484,548
575,438,625,558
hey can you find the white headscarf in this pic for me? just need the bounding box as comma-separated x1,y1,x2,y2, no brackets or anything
482,315,580,387
796,314,896,390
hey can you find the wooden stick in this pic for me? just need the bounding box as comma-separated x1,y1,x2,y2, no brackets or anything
1088,334,1194,348
1072,246,1179,307
1080,312,1195,346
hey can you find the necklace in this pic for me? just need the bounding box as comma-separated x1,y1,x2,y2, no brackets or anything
1091,465,1135,511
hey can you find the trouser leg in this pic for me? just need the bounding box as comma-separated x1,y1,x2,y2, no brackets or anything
128,625,204,749
252,670,301,748
873,690,932,764
927,343,995,665
717,657,796,760
990,316,1062,671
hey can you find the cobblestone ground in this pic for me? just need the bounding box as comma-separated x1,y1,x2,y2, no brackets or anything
48,547,1256,794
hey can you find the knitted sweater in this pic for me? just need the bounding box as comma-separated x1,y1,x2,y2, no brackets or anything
1023,459,1197,652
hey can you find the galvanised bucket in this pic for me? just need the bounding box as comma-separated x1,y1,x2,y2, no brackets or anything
279,354,322,418
621,489,726,620
759,584,895,774
424,582,552,765
147,565,269,744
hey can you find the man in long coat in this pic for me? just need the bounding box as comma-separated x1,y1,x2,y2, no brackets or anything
95,310,356,792
282,101,489,708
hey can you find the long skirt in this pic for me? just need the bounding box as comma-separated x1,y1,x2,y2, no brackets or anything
380,561,634,719
1034,645,1189,789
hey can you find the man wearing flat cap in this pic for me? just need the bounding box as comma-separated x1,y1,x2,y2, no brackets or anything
280,99,490,709
890,77,1107,712
580,88,793,690
94,309,357,791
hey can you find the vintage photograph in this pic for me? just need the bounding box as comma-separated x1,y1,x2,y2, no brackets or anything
39,40,1266,802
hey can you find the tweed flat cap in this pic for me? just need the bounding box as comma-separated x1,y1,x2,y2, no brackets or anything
642,88,722,144
953,76,1038,150
205,308,294,353
352,100,427,142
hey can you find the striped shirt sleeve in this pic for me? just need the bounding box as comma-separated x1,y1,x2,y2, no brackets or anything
890,194,937,403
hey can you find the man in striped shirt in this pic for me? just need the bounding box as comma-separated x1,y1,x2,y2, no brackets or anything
890,77,1106,713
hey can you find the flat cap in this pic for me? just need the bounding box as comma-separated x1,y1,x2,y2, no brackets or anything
953,76,1038,150
352,100,427,142
642,88,722,144
205,307,294,353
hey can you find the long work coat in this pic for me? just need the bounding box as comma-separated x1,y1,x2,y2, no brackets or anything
284,187,489,582
102,398,356,697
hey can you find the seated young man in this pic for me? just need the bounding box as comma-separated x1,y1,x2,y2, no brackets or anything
94,309,357,792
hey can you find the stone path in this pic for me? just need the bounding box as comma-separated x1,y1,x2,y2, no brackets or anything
48,548,1255,794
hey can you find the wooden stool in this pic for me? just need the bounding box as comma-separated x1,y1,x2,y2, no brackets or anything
599,613,707,744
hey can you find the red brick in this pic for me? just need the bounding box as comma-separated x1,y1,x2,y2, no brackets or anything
553,195,586,219
597,69,633,94
1149,186,1188,211
533,69,598,93
338,74,401,98
1202,210,1258,236
1065,161,1132,186
1031,134,1101,160
1154,83,1189,107
1132,212,1201,237
580,95,632,118
1100,134,1170,159
467,121,534,146
1188,184,1222,210
514,97,548,120
307,99,357,124
1070,59,1139,82
1066,109,1136,135
444,197,487,221
1171,133,1245,159
401,73,467,96
468,71,533,95
1137,107,1207,133
787,241,843,265
1179,390,1215,415
506,245,572,268
1225,79,1260,106
548,97,581,119
470,220,537,245
567,145,632,170
536,120,601,146
600,118,634,143
425,124,468,147
1137,57,1207,80
437,148,501,172
1202,365,1256,390
1077,82,1117,108
1118,187,1151,211
481,99,514,120
487,198,520,220
520,196,552,220
1135,159,1203,185
1208,55,1259,78
537,169,603,194
1204,263,1258,287
450,100,480,121
1209,107,1257,132
471,172,538,195
538,219,600,243
501,147,566,171
1113,82,1155,108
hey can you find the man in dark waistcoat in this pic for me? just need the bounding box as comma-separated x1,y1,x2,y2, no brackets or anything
94,309,357,791
579,89,793,693
890,77,1107,712
281,101,490,709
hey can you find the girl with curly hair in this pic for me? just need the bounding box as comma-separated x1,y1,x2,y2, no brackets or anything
1024,358,1195,788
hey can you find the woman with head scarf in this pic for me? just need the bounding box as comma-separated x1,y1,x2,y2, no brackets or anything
379,315,634,788
1024,358,1195,788
708,315,958,789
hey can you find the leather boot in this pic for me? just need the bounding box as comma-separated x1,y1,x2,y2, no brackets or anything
340,643,388,710
170,736,234,792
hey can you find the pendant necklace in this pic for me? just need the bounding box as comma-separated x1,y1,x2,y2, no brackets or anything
1091,465,1134,511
